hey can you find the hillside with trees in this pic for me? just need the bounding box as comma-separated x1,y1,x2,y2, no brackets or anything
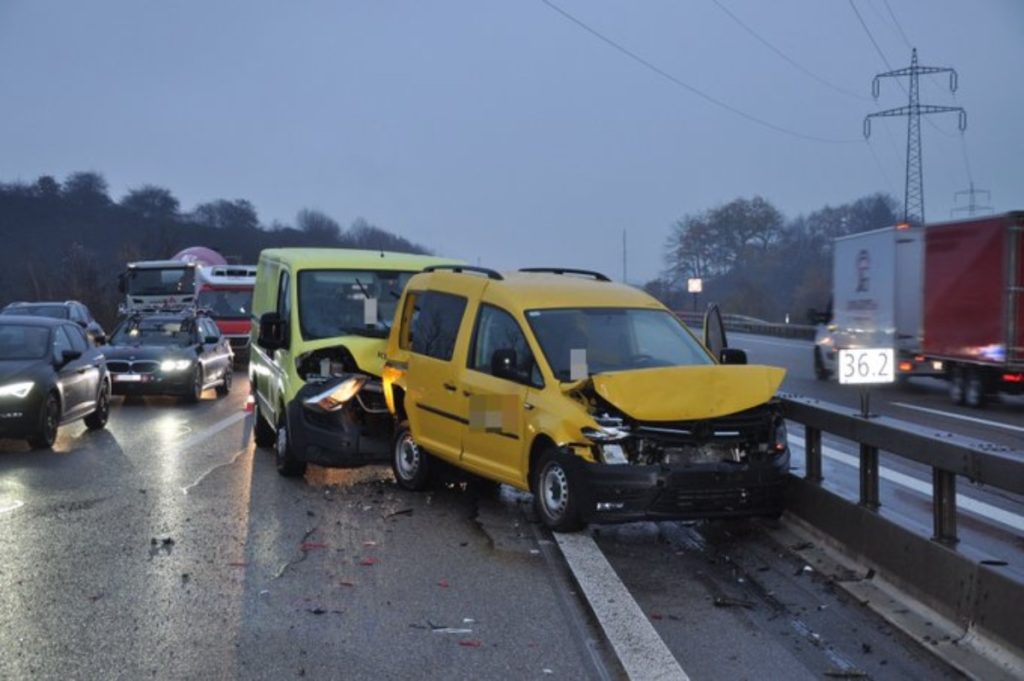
0,171,430,327
646,192,899,322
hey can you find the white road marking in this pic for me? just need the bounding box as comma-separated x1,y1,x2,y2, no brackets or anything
554,532,690,681
789,433,1024,533
0,500,24,515
176,411,248,452
889,402,1024,434
729,334,810,349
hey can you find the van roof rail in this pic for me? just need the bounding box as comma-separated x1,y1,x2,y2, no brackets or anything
518,267,610,282
423,264,503,280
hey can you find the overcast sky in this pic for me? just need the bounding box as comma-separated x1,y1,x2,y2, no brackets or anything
1,1,1021,282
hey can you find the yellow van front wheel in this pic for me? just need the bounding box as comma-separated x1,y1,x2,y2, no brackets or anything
533,449,584,533
392,421,432,491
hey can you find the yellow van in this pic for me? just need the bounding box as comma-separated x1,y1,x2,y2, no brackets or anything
383,266,789,531
249,248,458,476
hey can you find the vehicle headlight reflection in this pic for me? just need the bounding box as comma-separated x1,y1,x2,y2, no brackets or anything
160,359,193,372
0,381,34,399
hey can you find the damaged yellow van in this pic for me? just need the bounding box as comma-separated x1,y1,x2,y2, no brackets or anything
383,266,789,531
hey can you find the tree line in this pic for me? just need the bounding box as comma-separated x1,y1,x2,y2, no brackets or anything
0,171,430,328
644,192,899,322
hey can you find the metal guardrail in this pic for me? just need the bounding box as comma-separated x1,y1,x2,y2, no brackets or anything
779,394,1024,658
675,311,817,340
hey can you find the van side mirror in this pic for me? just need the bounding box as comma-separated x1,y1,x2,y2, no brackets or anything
257,312,287,351
94,334,107,346
60,349,82,366
204,335,220,345
491,348,520,382
117,273,126,294
720,348,747,365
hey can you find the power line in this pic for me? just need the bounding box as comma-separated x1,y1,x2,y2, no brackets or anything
708,0,871,102
849,0,894,70
881,0,913,49
538,0,860,144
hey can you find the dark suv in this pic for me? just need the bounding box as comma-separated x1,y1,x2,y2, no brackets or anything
2,301,106,346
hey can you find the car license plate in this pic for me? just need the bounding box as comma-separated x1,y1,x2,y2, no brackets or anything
837,348,894,385
113,374,142,383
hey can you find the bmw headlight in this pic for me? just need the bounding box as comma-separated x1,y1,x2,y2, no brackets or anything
0,381,33,399
303,376,366,412
160,359,193,372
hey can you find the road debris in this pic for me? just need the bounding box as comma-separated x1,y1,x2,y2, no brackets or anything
385,508,413,518
713,596,755,609
359,557,378,566
458,639,483,648
437,579,450,588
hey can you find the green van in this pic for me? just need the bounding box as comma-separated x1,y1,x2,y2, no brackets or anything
249,248,458,476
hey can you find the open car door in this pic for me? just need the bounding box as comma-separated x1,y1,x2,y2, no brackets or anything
703,304,747,365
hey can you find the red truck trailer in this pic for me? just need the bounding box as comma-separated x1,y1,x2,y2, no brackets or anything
923,212,1023,406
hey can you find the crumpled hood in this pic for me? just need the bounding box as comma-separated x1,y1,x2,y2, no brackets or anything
587,364,785,422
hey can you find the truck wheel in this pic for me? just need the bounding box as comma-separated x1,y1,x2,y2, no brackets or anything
964,369,987,409
949,367,967,405
392,421,432,491
252,402,276,448
813,348,830,381
28,392,61,450
532,448,584,533
275,414,307,478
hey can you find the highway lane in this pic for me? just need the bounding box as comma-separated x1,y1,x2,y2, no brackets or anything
729,332,1024,449
0,378,614,680
0,372,974,680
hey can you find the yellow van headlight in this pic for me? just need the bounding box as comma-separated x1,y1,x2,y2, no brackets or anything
303,376,366,412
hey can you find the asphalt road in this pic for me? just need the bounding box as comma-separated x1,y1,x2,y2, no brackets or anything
0,369,982,680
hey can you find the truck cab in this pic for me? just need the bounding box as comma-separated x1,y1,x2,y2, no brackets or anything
118,260,197,313
195,264,258,366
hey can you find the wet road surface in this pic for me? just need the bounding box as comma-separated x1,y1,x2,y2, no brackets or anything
0,373,974,679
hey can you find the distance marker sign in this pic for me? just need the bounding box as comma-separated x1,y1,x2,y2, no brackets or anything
838,348,895,385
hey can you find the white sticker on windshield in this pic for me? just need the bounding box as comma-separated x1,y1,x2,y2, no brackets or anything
569,348,588,381
363,297,378,325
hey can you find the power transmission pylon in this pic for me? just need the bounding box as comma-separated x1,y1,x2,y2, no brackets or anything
951,182,993,217
863,48,966,226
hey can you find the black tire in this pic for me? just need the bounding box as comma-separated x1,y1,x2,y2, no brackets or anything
813,347,829,381
183,367,203,404
964,368,987,409
532,448,584,533
253,402,276,448
275,411,306,477
949,366,967,406
28,392,60,450
216,369,233,396
391,421,432,491
84,383,110,431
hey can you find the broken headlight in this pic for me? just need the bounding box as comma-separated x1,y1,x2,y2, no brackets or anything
303,376,366,412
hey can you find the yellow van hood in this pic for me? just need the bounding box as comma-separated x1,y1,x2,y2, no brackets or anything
588,365,785,422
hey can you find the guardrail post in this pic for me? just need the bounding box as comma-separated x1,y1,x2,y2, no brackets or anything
859,444,880,510
932,468,959,545
804,425,823,483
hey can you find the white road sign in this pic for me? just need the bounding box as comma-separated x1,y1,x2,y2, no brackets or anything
838,348,895,385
